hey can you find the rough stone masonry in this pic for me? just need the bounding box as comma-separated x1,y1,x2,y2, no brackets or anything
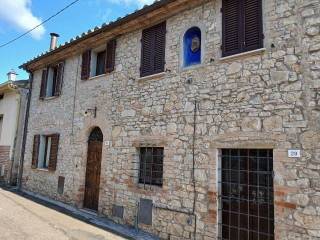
21,0,320,239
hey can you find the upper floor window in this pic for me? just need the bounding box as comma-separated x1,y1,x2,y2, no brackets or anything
40,62,64,99
222,0,263,57
81,39,117,80
183,27,201,67
95,50,106,76
32,134,60,171
139,147,164,187
140,22,166,77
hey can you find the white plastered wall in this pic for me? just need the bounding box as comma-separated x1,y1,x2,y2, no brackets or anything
0,91,20,153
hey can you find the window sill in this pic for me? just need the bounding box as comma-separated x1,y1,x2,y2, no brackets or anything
180,63,204,72
88,74,107,80
137,183,163,191
34,168,49,172
42,96,59,101
219,48,266,62
138,72,165,83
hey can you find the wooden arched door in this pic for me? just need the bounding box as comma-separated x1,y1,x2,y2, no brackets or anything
83,127,103,211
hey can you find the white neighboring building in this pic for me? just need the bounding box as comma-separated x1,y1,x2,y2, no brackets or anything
0,71,28,184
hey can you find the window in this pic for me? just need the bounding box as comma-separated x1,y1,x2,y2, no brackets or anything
81,39,117,80
32,134,60,171
40,62,64,99
38,136,52,169
46,66,58,97
96,51,106,76
183,27,202,67
140,22,166,77
139,147,164,187
222,0,263,57
90,48,106,77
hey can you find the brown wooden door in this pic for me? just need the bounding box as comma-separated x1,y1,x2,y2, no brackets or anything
84,140,102,211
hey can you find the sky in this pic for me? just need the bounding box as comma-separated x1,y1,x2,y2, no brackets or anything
0,0,154,83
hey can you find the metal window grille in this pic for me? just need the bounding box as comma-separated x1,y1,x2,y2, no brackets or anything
218,149,274,240
139,147,164,187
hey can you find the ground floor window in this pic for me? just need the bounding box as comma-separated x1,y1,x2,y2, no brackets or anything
32,134,59,171
219,149,274,240
38,135,52,169
139,147,164,187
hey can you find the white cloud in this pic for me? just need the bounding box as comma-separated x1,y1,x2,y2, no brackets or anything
0,0,45,39
108,0,154,7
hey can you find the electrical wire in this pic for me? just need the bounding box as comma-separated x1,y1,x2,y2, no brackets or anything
0,0,81,49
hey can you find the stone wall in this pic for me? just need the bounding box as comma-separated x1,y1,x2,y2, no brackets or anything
22,0,320,239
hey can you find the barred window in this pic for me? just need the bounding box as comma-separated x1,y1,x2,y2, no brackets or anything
139,147,164,187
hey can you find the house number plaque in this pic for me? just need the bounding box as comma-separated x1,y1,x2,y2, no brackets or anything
288,150,301,158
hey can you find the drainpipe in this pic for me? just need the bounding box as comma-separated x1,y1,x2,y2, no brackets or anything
17,72,33,190
192,99,198,239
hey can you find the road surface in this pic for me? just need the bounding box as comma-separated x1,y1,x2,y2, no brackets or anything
0,188,126,240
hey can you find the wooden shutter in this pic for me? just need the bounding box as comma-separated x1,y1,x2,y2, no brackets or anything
39,69,48,99
48,134,60,171
141,27,154,77
222,0,242,57
32,135,40,169
106,39,116,73
243,0,263,52
140,22,166,77
222,0,263,57
154,22,166,74
81,50,91,80
54,62,64,96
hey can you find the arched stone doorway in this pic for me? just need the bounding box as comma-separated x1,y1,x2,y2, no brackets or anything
83,127,103,211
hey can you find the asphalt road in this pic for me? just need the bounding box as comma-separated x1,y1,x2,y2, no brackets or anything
0,188,126,240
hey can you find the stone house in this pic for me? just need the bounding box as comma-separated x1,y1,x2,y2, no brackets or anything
0,71,29,185
20,0,320,239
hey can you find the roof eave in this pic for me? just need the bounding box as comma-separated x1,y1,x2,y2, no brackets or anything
19,0,177,71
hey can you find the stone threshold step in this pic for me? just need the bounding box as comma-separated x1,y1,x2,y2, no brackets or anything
7,187,159,240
